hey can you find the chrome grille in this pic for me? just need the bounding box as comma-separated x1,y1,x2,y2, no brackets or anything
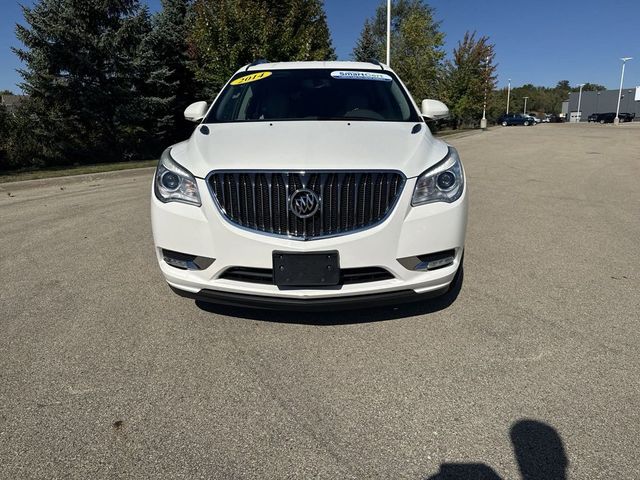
208,171,405,240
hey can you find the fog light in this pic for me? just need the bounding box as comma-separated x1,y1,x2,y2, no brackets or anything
398,249,456,271
164,256,190,269
416,255,455,270
162,249,214,270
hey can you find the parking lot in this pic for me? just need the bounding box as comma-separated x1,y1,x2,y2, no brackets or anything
1,122,639,479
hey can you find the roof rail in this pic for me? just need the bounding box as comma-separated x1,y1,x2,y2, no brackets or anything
246,59,271,71
367,59,385,70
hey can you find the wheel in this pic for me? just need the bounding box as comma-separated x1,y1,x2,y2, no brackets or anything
524,121,530,126
502,121,508,126
600,120,605,124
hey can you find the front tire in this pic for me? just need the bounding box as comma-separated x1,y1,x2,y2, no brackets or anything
524,121,530,126
502,121,508,126
600,120,605,124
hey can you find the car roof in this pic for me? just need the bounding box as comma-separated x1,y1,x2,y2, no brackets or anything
238,60,391,74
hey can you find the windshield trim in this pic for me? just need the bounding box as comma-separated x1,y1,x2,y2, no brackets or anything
203,68,422,124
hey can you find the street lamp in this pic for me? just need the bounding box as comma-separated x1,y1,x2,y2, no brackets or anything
481,55,489,130
386,0,391,66
523,96,529,115
576,83,585,123
615,57,632,124
506,78,511,114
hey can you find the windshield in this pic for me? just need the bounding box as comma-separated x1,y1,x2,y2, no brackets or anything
206,69,420,123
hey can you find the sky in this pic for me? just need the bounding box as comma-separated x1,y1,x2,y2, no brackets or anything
1,0,639,93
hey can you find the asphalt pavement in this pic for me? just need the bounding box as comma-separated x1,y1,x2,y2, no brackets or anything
1,122,639,479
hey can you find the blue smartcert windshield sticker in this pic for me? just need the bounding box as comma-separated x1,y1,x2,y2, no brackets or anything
331,71,393,82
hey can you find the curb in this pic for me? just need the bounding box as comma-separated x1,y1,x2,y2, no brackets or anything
0,166,156,192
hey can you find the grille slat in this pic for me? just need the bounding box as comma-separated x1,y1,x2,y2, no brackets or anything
209,171,404,240
220,266,394,285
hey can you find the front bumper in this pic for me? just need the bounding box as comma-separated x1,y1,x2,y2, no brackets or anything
151,176,468,305
168,284,450,311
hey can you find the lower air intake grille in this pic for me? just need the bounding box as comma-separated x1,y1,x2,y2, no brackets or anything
220,266,393,285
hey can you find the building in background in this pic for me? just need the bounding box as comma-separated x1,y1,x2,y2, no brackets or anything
567,88,639,122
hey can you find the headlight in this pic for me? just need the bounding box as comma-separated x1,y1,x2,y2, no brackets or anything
412,146,464,206
154,148,201,206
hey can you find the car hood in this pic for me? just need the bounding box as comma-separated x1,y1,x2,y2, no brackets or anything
171,121,449,179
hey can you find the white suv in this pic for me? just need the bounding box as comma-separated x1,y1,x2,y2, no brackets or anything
151,61,468,309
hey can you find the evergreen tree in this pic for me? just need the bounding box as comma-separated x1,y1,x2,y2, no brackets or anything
0,103,10,169
442,32,497,127
352,20,380,62
352,0,445,101
142,0,197,145
2,99,45,170
189,0,335,97
13,0,152,165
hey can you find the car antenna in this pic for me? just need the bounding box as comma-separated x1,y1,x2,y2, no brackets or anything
246,59,270,71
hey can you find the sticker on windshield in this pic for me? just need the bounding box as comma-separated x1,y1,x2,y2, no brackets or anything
230,71,272,85
331,71,392,82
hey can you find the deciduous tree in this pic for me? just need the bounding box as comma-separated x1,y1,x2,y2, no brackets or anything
352,0,445,101
189,0,335,97
441,32,496,127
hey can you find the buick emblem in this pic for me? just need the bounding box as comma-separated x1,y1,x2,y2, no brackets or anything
289,189,320,219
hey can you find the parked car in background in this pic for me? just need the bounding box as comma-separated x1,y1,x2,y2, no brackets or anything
498,114,534,126
527,114,542,124
542,114,563,123
618,112,636,123
588,112,616,124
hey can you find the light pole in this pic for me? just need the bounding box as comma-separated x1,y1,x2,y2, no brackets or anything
615,57,632,124
506,78,511,114
523,96,529,115
576,83,585,123
481,55,489,130
386,0,391,66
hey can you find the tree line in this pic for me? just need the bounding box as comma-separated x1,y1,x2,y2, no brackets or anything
0,0,586,172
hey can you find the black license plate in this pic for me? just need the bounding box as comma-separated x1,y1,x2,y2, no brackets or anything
273,251,340,287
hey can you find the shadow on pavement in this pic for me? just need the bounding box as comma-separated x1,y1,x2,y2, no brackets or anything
195,266,463,325
425,420,567,480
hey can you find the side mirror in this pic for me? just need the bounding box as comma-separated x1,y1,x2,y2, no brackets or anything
421,99,449,120
184,101,208,122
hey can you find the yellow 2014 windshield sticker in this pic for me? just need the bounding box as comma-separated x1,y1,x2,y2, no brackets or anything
230,71,272,85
